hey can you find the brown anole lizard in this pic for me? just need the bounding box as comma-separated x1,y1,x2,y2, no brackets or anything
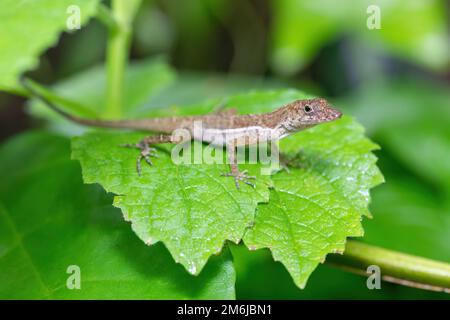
22,79,342,189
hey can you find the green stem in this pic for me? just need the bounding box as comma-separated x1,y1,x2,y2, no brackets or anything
96,4,119,32
105,0,141,119
327,240,450,293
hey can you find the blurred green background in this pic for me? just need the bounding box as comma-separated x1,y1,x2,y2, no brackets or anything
0,0,448,299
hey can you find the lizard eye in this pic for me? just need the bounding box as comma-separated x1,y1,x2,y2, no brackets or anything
304,105,312,113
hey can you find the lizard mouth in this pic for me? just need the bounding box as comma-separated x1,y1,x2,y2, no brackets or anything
327,108,342,121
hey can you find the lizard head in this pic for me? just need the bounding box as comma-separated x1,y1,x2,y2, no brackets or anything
285,98,342,130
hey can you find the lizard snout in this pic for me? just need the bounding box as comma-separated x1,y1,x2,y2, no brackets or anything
326,107,342,121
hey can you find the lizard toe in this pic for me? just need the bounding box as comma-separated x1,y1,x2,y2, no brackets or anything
221,171,257,189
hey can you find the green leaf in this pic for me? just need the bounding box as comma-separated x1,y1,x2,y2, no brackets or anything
0,0,101,91
71,88,382,288
72,131,271,275
244,116,384,288
0,131,236,299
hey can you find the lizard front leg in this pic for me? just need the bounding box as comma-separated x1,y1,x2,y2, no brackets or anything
221,142,256,189
121,134,175,175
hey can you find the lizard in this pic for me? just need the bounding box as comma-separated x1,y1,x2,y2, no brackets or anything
21,78,342,189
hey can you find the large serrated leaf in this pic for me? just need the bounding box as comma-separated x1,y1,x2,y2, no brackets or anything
71,89,382,287
0,0,100,91
244,116,384,288
72,132,271,275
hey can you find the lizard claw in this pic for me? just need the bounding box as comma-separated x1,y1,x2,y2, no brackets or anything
221,169,256,190
121,141,158,176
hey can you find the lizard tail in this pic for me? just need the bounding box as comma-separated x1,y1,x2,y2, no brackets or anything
20,76,152,130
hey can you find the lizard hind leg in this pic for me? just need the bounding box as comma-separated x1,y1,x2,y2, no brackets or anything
121,134,173,176
222,143,256,189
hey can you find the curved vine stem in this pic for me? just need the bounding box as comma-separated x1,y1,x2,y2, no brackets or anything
327,240,450,293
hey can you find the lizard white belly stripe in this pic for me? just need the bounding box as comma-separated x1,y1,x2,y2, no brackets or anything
193,126,281,146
